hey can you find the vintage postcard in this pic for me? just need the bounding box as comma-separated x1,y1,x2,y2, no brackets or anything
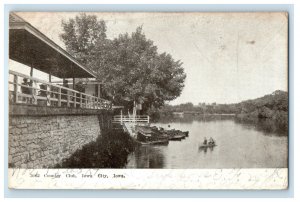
8,12,288,189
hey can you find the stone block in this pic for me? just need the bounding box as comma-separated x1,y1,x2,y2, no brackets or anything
28,162,34,168
21,127,28,134
8,112,105,168
17,124,27,128
20,163,27,168
15,128,22,135
9,147,16,155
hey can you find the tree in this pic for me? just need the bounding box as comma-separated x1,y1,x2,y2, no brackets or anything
60,13,107,66
60,14,186,112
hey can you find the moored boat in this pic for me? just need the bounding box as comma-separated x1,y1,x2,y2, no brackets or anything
138,139,169,145
136,126,169,145
168,134,185,141
135,125,189,143
182,131,189,137
163,129,187,140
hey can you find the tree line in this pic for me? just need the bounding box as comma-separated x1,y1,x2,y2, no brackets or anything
160,90,288,132
161,90,287,114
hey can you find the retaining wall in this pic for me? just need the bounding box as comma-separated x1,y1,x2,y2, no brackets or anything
8,104,112,168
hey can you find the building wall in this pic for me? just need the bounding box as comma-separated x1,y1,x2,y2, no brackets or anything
8,105,112,168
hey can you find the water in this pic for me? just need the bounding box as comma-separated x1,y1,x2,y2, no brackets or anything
126,115,288,168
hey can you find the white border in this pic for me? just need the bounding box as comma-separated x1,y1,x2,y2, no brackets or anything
1,0,298,200
8,168,288,190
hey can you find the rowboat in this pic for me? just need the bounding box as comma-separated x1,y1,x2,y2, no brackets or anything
169,134,185,141
163,129,188,140
135,125,189,143
136,126,169,145
138,139,169,145
198,143,217,149
182,131,189,137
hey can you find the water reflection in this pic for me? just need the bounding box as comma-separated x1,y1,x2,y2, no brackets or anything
234,117,288,136
198,145,215,153
127,145,166,168
155,114,236,124
126,114,288,168
157,114,287,136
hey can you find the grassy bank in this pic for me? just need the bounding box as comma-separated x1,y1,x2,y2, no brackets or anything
235,110,288,135
56,130,136,168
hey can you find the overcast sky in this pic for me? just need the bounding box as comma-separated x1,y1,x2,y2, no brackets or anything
12,12,288,105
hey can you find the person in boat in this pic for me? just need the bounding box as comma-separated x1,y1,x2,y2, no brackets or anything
203,137,207,145
208,137,215,145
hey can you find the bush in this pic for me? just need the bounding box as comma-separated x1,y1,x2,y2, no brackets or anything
55,130,136,168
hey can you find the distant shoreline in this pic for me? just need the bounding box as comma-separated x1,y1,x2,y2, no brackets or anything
170,112,236,116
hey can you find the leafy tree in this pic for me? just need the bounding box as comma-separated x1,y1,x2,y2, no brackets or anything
60,14,186,112
60,13,107,65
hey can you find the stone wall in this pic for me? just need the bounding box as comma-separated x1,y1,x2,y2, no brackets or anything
9,105,112,168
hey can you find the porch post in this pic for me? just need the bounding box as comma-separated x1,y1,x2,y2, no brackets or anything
30,67,33,77
98,83,101,98
13,75,18,103
121,109,123,125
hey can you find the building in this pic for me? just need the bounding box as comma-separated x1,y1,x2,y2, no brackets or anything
9,12,110,109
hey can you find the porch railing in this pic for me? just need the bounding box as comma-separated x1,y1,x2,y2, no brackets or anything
8,70,112,110
112,115,150,124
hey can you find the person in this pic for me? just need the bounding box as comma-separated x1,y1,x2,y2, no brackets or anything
39,84,47,97
61,79,69,106
208,137,215,145
203,137,207,145
21,78,31,95
21,78,31,103
61,79,69,99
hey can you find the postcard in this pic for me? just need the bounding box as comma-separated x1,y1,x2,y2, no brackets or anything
8,12,288,189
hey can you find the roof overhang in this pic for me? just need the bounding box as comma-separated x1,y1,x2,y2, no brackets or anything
9,14,96,79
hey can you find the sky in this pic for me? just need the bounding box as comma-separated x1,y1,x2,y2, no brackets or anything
11,12,288,105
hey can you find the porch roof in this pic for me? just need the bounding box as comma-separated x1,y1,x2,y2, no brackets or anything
9,13,96,79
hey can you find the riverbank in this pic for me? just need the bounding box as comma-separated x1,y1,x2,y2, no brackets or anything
55,130,136,168
235,111,288,135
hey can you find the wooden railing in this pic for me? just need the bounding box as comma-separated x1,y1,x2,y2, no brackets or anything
8,70,112,110
112,115,150,124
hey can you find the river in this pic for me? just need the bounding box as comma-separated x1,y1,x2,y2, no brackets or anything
126,115,288,168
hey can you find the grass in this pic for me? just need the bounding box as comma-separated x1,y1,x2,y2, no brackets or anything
55,129,136,168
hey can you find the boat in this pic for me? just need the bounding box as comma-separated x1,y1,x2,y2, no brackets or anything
182,131,189,137
163,129,187,140
138,139,169,145
198,143,217,149
135,125,189,143
136,126,169,145
168,135,184,141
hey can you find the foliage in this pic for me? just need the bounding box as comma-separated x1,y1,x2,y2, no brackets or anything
60,14,186,111
161,90,288,133
60,13,107,65
161,90,288,115
56,130,136,168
